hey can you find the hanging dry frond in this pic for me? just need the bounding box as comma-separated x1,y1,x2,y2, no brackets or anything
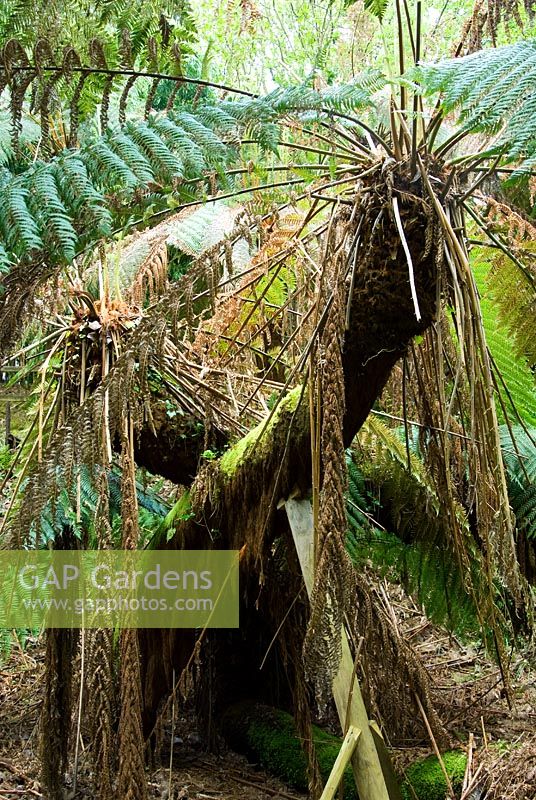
117,419,148,800
40,629,77,800
303,213,355,708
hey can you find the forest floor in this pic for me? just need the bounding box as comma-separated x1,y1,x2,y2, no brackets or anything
0,584,534,799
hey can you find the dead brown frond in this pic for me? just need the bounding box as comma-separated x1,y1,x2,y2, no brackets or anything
485,196,536,245
455,0,530,54
303,211,355,708
40,629,77,800
352,573,450,749
86,472,115,800
117,419,148,800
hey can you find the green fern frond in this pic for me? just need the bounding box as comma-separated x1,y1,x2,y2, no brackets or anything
165,200,241,255
472,252,536,403
54,153,113,238
346,451,372,529
0,241,12,274
212,74,381,152
500,425,536,539
83,140,140,190
125,120,184,180
194,106,241,140
0,172,42,256
106,132,155,182
148,116,207,175
35,466,170,546
171,111,227,163
417,40,536,170
28,164,78,262
145,489,191,549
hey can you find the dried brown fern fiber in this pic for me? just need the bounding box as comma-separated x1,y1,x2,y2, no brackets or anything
303,217,355,705
117,413,148,800
414,165,521,697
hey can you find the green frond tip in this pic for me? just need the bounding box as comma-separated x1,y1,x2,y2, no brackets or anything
364,0,389,22
0,241,12,274
145,490,193,549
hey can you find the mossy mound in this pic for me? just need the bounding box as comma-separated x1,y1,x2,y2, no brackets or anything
220,701,358,798
401,750,467,800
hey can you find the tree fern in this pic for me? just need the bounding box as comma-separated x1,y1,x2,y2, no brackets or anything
0,73,382,272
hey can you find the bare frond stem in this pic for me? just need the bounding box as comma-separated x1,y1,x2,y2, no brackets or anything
458,151,504,202
402,0,417,61
371,409,480,443
4,63,255,98
410,2,422,176
329,111,394,157
395,0,407,115
392,197,421,320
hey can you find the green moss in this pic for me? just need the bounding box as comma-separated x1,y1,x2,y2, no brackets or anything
401,751,467,800
219,386,303,477
221,703,358,799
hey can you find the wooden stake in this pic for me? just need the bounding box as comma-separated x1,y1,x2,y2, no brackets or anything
285,497,402,800
319,726,361,800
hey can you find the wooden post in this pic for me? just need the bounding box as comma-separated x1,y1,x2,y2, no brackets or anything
319,725,360,800
284,496,402,800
